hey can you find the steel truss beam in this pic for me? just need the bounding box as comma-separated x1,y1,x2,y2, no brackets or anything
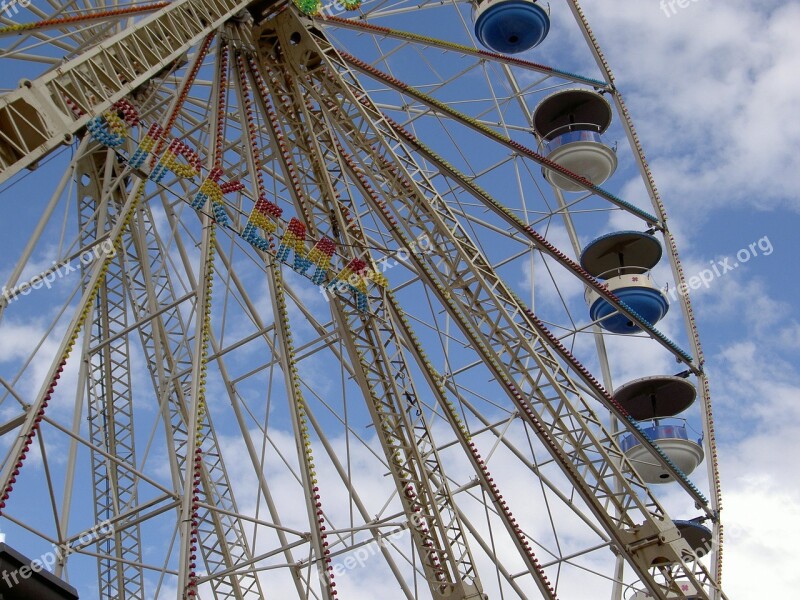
123,198,265,599
77,141,146,599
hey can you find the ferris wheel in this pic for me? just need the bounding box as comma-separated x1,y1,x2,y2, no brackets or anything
0,0,728,598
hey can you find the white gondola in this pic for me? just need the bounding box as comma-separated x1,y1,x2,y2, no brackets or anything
533,88,617,191
621,424,704,483
617,375,704,483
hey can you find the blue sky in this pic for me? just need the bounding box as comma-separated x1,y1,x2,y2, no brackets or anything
0,0,797,598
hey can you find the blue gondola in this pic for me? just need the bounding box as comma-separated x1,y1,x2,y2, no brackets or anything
581,231,670,333
473,0,550,54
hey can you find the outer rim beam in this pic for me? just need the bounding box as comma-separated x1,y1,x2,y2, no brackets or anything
564,0,725,589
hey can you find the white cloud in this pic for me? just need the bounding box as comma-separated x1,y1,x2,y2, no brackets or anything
578,0,800,226
708,339,800,598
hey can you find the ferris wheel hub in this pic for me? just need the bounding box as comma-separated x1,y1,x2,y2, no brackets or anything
473,0,550,54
